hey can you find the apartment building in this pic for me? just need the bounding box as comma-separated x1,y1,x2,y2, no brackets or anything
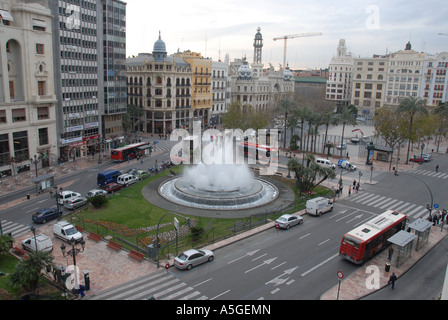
210,58,230,126
421,52,448,107
126,34,192,134
351,55,388,115
326,39,353,105
0,0,57,176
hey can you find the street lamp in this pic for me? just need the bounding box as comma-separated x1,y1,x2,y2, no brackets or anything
30,155,39,177
61,238,85,290
30,226,38,251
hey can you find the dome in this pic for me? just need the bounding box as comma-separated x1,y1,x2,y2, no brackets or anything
153,31,167,53
238,59,252,80
284,64,293,81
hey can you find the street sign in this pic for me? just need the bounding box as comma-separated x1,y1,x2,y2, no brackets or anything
337,271,344,280
174,217,179,232
434,204,439,209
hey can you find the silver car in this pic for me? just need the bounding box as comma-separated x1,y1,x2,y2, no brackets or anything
174,249,214,270
86,189,107,199
64,196,88,210
275,214,303,229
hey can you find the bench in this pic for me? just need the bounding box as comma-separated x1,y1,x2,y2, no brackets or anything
12,247,28,259
106,240,122,251
75,225,83,233
87,232,101,242
128,250,144,262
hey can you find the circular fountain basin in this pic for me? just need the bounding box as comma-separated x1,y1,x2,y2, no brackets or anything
159,176,278,210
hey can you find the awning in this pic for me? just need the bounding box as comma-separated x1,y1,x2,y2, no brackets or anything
388,230,416,247
408,218,432,233
0,10,14,21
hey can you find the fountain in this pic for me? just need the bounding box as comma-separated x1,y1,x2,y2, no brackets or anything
158,131,279,211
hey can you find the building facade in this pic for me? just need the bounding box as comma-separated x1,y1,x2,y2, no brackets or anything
210,58,229,126
229,28,294,112
326,39,353,105
126,34,193,134
0,0,58,176
351,55,388,115
421,52,448,107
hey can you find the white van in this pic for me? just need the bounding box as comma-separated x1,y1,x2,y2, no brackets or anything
116,174,138,187
57,190,81,205
316,158,336,170
53,220,83,243
22,234,53,252
306,197,334,216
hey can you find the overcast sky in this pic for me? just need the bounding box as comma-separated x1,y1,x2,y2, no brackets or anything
126,0,448,70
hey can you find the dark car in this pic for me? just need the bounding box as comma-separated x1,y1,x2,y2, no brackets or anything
103,182,123,193
32,208,62,224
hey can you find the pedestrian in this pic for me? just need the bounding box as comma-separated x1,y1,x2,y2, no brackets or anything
388,246,394,261
388,273,397,289
353,179,356,188
435,211,441,225
348,186,351,196
442,209,447,223
436,164,439,172
141,158,144,164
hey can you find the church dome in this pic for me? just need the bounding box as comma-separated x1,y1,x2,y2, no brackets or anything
153,31,167,53
284,64,293,81
238,59,252,80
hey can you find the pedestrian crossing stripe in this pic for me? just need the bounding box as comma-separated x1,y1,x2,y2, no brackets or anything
345,193,429,219
87,270,208,301
409,169,448,179
1,220,30,238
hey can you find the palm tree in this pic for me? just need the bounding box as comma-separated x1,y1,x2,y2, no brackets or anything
292,106,313,151
435,102,448,152
396,97,428,164
9,250,55,292
320,111,339,154
275,98,295,148
336,105,357,156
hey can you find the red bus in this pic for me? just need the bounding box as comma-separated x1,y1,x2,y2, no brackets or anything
339,210,407,264
110,142,149,162
238,142,279,163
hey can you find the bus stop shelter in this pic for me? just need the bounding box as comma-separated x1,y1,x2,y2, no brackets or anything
387,231,416,268
31,173,55,195
407,218,433,251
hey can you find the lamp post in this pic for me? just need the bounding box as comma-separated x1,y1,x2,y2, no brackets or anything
30,154,39,177
30,226,38,251
61,238,85,290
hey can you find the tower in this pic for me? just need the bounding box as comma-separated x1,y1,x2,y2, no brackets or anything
253,27,263,64
337,39,347,57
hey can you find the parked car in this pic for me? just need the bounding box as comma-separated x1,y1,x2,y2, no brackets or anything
422,153,432,162
22,234,53,252
103,182,123,193
57,190,81,205
409,155,424,163
338,159,357,171
64,196,88,210
174,249,214,270
275,214,303,229
134,169,150,180
336,143,347,150
86,189,107,199
316,158,336,170
32,208,62,224
53,220,83,243
116,174,138,187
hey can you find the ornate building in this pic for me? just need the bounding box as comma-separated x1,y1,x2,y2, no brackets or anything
326,39,354,105
229,28,294,112
0,0,58,176
126,34,192,134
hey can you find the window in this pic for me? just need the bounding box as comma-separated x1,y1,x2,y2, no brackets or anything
38,81,45,96
0,110,6,124
9,81,14,99
36,43,44,54
38,128,49,146
0,133,10,166
13,131,29,162
37,107,49,120
12,109,26,122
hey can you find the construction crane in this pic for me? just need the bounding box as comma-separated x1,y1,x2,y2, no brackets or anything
273,32,322,70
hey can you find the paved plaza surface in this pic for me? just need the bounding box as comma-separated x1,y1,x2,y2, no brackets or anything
3,124,448,299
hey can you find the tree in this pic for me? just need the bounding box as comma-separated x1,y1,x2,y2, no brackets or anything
396,97,428,164
320,111,339,154
336,105,357,156
435,102,448,152
275,98,295,148
0,234,13,255
288,154,336,195
292,106,313,151
374,107,408,170
9,250,55,292
222,101,268,131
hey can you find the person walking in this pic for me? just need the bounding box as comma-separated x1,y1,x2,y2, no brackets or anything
348,186,351,196
388,273,397,289
436,164,439,172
